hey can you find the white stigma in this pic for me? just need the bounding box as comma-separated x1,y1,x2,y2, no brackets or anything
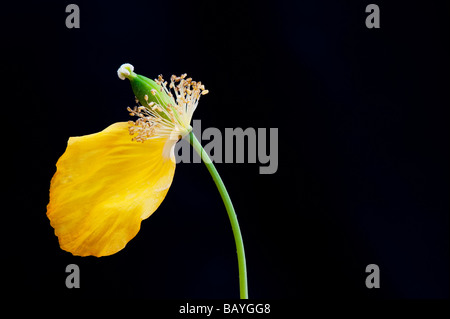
117,63,134,80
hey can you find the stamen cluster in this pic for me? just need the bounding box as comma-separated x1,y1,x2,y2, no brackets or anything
127,74,208,142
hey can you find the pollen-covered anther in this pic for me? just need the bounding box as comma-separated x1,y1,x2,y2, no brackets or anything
126,103,170,142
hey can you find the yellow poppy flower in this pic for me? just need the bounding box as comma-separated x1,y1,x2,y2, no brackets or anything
47,63,248,298
47,64,207,257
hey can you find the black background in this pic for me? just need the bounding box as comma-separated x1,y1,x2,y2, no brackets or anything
2,0,448,300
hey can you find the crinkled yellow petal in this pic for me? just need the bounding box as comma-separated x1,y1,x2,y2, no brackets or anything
47,122,176,257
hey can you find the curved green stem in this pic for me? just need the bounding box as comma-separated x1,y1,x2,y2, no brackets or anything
188,131,248,299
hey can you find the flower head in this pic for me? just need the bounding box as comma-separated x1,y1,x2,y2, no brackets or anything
46,64,207,256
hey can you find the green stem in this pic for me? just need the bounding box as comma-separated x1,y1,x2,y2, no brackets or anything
188,131,248,299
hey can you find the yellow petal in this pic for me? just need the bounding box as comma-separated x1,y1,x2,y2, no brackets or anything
47,122,176,257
